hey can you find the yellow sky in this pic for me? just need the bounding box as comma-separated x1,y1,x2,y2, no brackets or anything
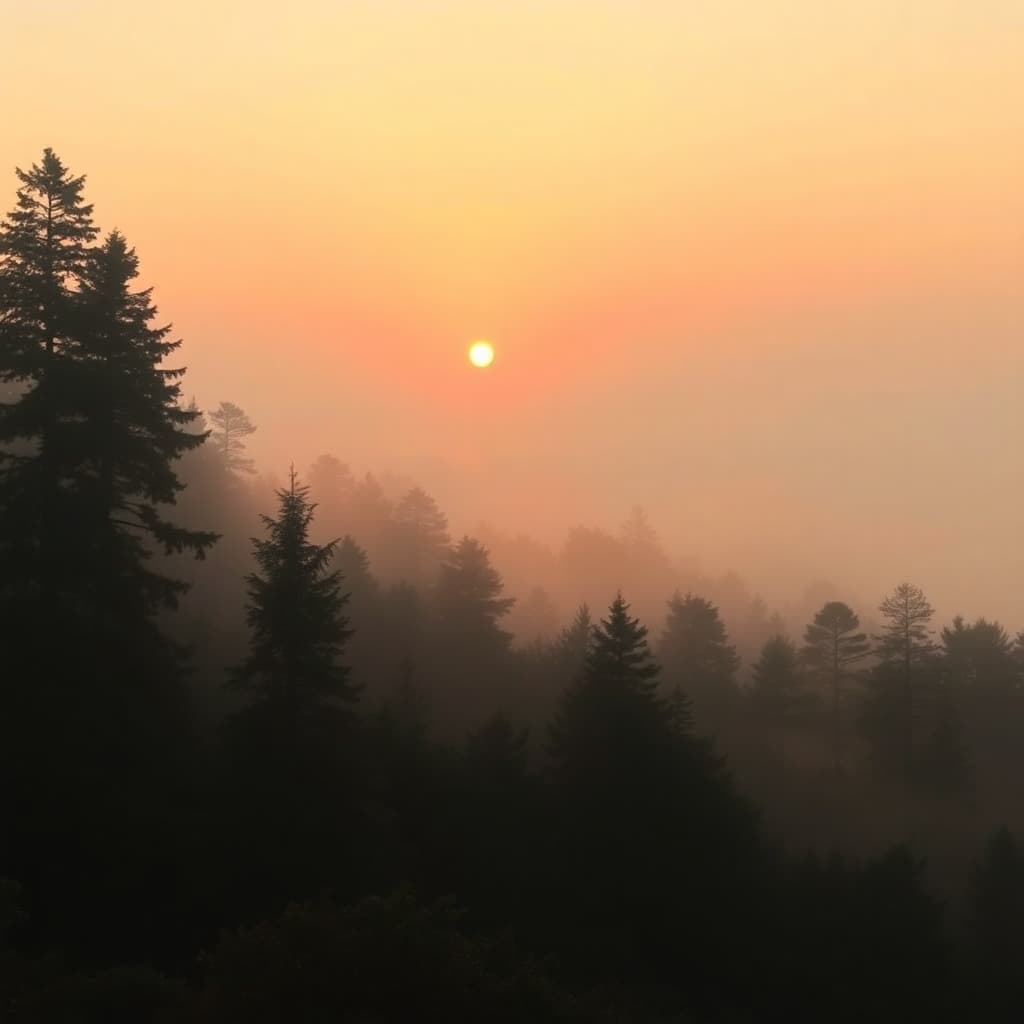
2,0,1023,618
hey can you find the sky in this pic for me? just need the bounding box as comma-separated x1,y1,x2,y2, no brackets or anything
2,0,1023,621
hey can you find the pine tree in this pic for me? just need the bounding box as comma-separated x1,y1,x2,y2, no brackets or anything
307,453,354,533
393,485,450,588
0,149,98,604
748,634,808,728
209,400,257,474
873,583,936,780
941,616,1018,694
347,472,394,568
550,594,666,781
551,603,593,676
660,592,740,733
72,231,218,621
231,471,355,727
548,594,757,995
802,601,871,773
436,536,515,657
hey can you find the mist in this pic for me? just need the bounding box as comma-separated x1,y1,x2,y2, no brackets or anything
3,2,1024,1020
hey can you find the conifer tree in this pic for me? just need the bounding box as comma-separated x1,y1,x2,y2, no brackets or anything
941,616,1018,694
232,471,355,726
209,400,257,474
393,485,450,587
802,601,871,772
873,583,936,779
550,594,664,778
660,592,740,732
436,536,515,656
551,603,593,676
307,453,354,530
548,594,757,996
72,231,217,620
748,634,807,728
0,149,98,602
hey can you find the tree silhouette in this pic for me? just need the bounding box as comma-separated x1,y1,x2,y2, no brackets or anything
0,149,97,606
941,616,1018,694
231,470,355,727
660,592,739,733
549,594,757,1005
551,603,593,675
549,593,662,776
436,536,515,657
748,633,808,731
73,230,218,621
872,583,937,780
209,400,257,474
393,485,451,588
307,453,354,534
802,601,871,773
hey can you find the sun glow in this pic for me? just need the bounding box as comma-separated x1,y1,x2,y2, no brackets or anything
468,340,495,368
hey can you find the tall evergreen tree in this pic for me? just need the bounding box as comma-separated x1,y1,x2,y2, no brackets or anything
307,453,354,535
941,616,1018,694
551,603,593,677
435,536,515,657
0,149,98,605
548,594,757,1006
393,485,450,588
550,594,663,778
72,231,218,621
748,633,808,729
802,601,871,773
660,592,740,733
872,583,936,780
231,471,355,727
209,400,257,474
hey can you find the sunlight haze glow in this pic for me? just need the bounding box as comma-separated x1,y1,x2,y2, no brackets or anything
3,0,1023,622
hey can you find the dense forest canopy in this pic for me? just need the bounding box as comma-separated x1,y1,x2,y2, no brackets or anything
3,153,1024,1022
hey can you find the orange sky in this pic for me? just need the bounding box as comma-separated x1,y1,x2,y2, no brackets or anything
2,1,1023,621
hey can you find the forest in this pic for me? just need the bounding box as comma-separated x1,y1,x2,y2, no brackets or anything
2,151,1024,1022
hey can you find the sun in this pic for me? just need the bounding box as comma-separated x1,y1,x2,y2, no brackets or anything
468,340,495,368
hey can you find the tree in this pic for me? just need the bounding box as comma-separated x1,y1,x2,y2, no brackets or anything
551,604,593,677
347,471,394,569
748,634,808,730
802,601,871,773
209,400,257,474
549,594,662,778
231,470,355,728
436,536,515,657
72,230,218,622
873,583,937,780
939,616,1018,793
393,485,450,588
969,827,1024,1013
619,506,673,615
307,453,354,536
429,537,515,729
941,617,1018,694
660,592,740,733
0,149,98,605
548,595,758,1004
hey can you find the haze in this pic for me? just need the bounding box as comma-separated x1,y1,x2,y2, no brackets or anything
4,0,1023,621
